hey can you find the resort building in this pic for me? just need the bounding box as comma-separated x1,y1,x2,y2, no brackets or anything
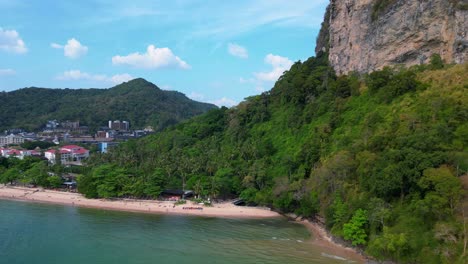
0,134,25,147
108,120,130,131
45,145,89,164
0,148,40,160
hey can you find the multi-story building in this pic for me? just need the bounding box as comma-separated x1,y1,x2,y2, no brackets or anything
108,120,129,131
96,131,110,138
61,121,80,129
44,145,89,164
0,134,25,147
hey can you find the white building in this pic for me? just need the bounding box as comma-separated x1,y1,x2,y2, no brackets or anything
45,145,89,164
0,134,25,147
0,148,33,160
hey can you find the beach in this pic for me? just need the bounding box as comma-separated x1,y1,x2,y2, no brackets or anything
0,185,366,263
299,219,367,263
0,185,279,218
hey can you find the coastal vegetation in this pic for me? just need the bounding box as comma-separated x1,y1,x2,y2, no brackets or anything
1,55,466,263
74,55,467,263
0,157,63,188
0,78,216,132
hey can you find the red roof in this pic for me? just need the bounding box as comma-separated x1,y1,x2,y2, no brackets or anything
6,149,20,155
74,148,89,154
62,145,81,150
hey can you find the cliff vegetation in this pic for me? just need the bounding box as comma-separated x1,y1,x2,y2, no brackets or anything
78,55,468,263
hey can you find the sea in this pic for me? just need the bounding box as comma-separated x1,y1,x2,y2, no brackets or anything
0,199,358,264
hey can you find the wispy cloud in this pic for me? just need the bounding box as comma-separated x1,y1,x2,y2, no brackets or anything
188,92,237,107
210,97,238,107
56,70,132,85
77,0,327,40
0,68,15,76
228,43,248,59
112,45,190,70
0,27,27,54
188,91,205,101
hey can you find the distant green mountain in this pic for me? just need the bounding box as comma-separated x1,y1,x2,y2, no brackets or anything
0,78,217,132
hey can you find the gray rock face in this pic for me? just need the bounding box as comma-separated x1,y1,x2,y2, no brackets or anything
316,0,467,75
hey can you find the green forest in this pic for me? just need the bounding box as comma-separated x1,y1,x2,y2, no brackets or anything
2,54,466,263
75,54,468,263
0,78,216,132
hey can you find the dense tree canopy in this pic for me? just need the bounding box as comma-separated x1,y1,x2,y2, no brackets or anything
0,78,216,132
4,55,465,263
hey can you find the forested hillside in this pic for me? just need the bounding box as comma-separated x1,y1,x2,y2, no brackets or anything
80,55,467,263
0,78,216,131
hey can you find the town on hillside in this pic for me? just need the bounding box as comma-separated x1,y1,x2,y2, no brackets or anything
0,119,155,163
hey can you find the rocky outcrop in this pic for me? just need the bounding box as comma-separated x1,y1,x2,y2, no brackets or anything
316,0,468,75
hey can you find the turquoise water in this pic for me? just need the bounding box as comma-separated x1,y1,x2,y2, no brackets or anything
0,200,355,264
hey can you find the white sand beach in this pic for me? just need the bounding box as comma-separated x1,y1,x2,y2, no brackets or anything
0,185,366,263
0,186,279,218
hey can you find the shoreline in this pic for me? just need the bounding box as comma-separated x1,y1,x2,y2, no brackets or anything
1,185,367,263
0,186,279,219
297,219,367,263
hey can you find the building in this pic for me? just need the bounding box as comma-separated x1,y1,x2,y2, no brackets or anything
108,120,129,131
45,149,71,164
45,145,89,164
62,145,89,162
0,148,38,160
61,121,80,129
0,134,25,147
46,120,59,129
96,131,110,138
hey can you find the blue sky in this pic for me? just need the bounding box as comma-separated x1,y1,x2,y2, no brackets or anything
0,0,328,106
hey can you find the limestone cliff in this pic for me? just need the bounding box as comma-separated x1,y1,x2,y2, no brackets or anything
316,0,468,75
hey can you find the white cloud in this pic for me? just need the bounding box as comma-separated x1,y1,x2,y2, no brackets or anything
0,28,27,54
188,92,205,101
239,53,294,94
239,77,255,84
56,70,133,85
255,86,266,93
112,45,190,70
209,97,238,108
254,54,293,82
50,43,63,49
0,68,15,76
188,92,237,107
51,38,88,59
110,73,133,84
228,43,248,59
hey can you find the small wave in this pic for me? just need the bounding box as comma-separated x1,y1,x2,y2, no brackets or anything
296,240,303,243
321,252,347,261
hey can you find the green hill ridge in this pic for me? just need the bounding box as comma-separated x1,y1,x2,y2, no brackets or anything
0,78,217,132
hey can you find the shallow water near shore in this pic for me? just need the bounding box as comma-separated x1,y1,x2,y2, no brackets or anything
0,199,359,264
